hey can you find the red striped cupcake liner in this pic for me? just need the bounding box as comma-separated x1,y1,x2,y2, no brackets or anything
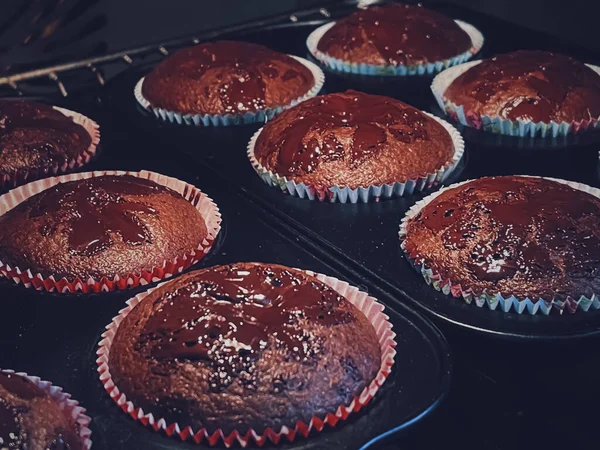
96,270,397,447
0,170,222,294
0,107,100,190
0,369,92,449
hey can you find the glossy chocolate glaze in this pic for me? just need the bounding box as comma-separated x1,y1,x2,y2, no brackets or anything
405,177,600,299
255,90,454,188
444,51,600,123
317,3,471,66
137,264,355,391
274,90,428,175
0,100,91,174
109,263,382,434
0,173,209,281
142,41,314,115
28,176,162,257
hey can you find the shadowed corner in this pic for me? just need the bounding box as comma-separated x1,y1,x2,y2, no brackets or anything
0,0,108,78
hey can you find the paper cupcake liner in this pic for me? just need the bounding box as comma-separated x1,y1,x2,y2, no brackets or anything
432,61,600,137
248,113,465,203
0,170,222,294
134,55,325,126
0,369,92,449
398,176,600,315
0,107,100,190
307,20,483,77
96,271,397,447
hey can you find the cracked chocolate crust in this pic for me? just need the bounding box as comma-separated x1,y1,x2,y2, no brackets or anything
317,3,471,66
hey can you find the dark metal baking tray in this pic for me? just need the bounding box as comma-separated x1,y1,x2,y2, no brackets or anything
100,1,600,340
0,95,451,449
1,1,600,449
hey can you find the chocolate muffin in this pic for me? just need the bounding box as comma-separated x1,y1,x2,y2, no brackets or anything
107,263,382,434
0,175,207,281
254,90,456,188
0,100,92,179
142,41,315,115
403,176,600,301
443,51,600,123
317,3,472,66
0,371,84,450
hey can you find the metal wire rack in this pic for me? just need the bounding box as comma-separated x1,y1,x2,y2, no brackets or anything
0,0,371,98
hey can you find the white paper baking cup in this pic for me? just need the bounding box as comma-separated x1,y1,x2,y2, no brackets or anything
431,61,600,137
307,19,483,76
399,176,600,315
134,56,325,126
0,369,92,449
248,113,465,202
0,107,100,190
0,170,222,293
97,269,396,447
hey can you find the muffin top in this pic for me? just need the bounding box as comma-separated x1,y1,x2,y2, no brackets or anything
403,176,600,301
0,175,207,281
443,50,600,123
317,3,472,66
0,100,91,176
254,90,455,188
108,262,381,434
142,41,315,115
0,372,84,450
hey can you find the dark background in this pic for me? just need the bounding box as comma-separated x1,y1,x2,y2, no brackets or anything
1,2,600,450
0,0,595,76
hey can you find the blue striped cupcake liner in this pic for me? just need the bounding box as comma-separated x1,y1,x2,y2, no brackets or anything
247,113,464,203
134,55,325,126
431,61,600,137
306,19,483,77
399,176,600,315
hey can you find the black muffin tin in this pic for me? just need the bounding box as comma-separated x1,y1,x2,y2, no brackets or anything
1,1,600,449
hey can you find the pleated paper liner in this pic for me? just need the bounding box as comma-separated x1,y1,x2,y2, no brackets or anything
248,113,465,203
307,19,484,77
431,61,600,137
0,107,100,190
134,55,325,126
0,170,222,294
96,270,397,447
399,176,600,315
0,369,92,449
